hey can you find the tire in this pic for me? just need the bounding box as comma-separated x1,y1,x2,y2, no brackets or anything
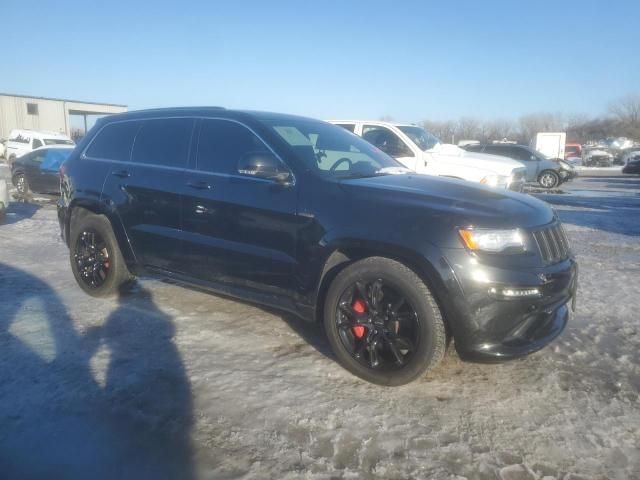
323,257,446,386
13,174,29,195
538,170,559,189
69,212,132,297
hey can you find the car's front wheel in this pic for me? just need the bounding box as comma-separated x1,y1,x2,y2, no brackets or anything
323,257,446,386
538,170,560,189
69,211,132,297
13,174,29,195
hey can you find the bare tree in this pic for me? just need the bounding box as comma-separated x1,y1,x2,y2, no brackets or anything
517,113,564,144
608,94,640,139
456,117,481,141
422,120,456,143
417,93,640,147
482,119,515,142
609,94,640,125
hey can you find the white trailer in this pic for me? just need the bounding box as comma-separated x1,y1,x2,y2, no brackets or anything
535,132,566,160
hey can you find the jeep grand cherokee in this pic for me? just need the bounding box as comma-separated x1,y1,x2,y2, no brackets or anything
58,107,578,386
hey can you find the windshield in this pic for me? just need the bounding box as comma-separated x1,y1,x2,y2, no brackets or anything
264,118,406,178
397,126,440,151
43,138,74,146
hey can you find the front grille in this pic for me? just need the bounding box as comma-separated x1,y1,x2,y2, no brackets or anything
532,223,571,264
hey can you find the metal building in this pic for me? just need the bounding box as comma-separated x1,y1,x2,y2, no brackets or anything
0,93,127,139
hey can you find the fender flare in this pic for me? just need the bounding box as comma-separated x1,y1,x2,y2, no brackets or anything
66,199,137,266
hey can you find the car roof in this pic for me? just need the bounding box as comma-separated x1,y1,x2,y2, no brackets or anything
102,107,324,125
474,143,528,148
9,129,71,140
328,120,415,127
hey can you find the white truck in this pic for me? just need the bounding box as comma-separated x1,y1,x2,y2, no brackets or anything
5,129,74,165
535,132,566,160
329,120,527,190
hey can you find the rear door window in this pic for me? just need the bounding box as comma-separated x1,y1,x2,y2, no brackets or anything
196,119,271,174
86,121,142,161
131,118,194,168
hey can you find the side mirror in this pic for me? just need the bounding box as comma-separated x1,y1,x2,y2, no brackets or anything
237,151,292,184
530,155,537,161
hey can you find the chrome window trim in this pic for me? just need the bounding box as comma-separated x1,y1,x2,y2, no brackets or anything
81,115,295,186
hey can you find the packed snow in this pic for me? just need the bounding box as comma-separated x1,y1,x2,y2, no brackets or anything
0,171,639,479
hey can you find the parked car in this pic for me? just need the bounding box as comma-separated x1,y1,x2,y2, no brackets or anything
5,129,74,165
622,154,640,174
329,121,527,191
462,143,573,188
0,178,9,220
619,148,640,166
11,146,74,196
583,148,614,167
59,108,578,386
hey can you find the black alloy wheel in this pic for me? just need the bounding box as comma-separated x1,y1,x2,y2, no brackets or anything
323,257,446,386
336,279,419,371
74,229,111,289
15,174,28,195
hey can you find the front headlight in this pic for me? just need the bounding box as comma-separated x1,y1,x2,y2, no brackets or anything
458,228,525,253
480,174,510,188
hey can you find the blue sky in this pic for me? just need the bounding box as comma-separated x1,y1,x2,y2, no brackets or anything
3,0,639,124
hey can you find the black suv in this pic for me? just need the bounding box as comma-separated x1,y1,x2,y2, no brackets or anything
462,143,576,188
58,108,578,386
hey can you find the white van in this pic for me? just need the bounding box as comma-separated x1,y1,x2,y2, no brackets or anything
329,120,526,190
5,129,74,164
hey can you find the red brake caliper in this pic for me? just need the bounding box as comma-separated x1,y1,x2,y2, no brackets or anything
351,299,367,339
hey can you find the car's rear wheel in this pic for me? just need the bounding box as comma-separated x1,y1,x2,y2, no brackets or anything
538,170,559,189
323,257,446,386
14,174,29,195
69,212,132,297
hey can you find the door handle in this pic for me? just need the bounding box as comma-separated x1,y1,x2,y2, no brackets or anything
187,181,211,190
112,169,131,178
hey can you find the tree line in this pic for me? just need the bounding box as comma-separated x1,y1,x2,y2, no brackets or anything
401,93,640,146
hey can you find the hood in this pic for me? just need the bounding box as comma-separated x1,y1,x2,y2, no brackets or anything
430,143,526,174
339,173,554,231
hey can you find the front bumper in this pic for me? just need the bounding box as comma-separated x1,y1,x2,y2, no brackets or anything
559,169,577,182
440,250,578,362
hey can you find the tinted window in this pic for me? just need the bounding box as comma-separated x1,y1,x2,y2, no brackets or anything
32,139,43,149
197,119,270,174
362,125,414,157
132,118,194,168
484,145,507,156
44,138,74,146
510,146,534,161
335,123,356,133
86,121,142,161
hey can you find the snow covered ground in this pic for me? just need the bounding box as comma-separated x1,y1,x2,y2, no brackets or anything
0,171,639,480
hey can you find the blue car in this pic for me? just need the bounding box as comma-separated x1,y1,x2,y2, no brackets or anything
11,146,74,195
